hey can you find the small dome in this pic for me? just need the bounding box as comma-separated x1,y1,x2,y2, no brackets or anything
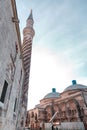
64,80,87,92
44,88,60,99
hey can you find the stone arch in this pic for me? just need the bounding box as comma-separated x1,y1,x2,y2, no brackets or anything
35,113,38,122
45,104,52,121
66,98,82,121
58,102,68,122
31,111,34,118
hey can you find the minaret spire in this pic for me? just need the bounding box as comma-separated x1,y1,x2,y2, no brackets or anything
26,9,34,27
27,9,33,20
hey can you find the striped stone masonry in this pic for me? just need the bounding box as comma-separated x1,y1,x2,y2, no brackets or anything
22,10,35,105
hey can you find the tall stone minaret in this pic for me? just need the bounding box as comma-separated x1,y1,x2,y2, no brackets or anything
22,10,35,97
21,10,35,128
18,10,35,130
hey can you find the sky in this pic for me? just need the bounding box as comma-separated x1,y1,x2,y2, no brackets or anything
16,0,87,110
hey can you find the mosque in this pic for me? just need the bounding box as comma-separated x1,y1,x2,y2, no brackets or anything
25,80,87,129
0,0,87,130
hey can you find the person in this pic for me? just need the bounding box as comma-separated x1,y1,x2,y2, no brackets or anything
39,127,42,130
52,125,54,130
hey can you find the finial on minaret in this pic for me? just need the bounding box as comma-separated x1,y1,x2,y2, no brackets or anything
26,9,34,27
27,9,33,20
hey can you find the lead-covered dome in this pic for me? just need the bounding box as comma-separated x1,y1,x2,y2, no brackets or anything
64,80,87,92
44,88,60,99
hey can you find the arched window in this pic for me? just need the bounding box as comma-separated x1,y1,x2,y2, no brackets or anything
31,112,34,118
0,80,8,103
15,42,18,53
35,113,37,122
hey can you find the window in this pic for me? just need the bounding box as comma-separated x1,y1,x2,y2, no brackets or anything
0,80,8,103
0,107,2,116
14,98,17,112
15,42,18,53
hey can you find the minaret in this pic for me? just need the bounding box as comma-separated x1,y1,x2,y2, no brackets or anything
22,10,35,106
17,10,35,129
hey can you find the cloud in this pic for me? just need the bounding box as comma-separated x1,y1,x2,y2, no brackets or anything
27,45,76,109
16,0,87,110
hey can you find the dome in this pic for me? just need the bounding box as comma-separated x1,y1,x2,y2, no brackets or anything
44,88,60,99
64,80,87,92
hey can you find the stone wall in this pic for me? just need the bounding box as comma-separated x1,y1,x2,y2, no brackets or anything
44,122,85,130
0,0,24,130
58,122,85,130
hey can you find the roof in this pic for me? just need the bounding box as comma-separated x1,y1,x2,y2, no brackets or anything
27,9,33,20
64,80,87,92
43,88,60,99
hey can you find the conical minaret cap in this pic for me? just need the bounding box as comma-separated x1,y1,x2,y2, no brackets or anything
27,9,33,20
24,9,35,37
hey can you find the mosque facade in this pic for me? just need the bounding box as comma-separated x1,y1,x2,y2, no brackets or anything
0,0,35,130
25,80,87,129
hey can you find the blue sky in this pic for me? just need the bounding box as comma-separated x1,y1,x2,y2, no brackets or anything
16,0,87,109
